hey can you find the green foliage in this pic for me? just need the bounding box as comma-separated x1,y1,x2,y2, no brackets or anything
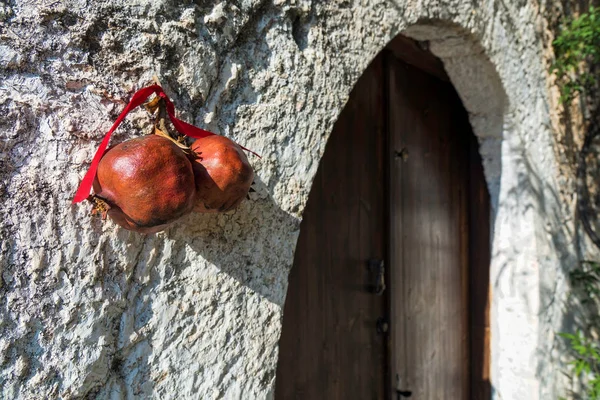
554,7,600,399
560,329,600,398
561,262,600,399
552,6,600,103
571,261,600,303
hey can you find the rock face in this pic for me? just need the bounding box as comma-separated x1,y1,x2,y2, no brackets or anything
0,0,581,399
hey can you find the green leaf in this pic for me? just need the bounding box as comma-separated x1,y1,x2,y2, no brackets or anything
559,332,577,340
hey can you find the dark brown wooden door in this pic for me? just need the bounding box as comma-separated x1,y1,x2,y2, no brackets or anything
275,40,490,400
388,57,469,399
274,56,387,400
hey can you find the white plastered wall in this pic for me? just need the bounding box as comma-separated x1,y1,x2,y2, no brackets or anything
0,0,574,399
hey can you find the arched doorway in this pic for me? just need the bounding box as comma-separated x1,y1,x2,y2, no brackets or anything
275,35,491,399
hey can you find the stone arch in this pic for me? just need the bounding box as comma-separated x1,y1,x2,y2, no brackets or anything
277,18,511,398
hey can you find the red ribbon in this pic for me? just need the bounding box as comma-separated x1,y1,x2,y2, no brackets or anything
72,85,258,204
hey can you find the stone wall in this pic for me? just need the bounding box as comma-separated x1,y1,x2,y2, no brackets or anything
0,0,579,398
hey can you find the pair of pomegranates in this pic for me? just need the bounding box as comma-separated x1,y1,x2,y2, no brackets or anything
90,100,254,233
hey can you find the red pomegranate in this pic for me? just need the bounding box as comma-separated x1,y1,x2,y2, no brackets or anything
92,135,196,233
191,135,254,213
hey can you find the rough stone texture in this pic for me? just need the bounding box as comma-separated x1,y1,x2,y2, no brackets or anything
0,0,581,399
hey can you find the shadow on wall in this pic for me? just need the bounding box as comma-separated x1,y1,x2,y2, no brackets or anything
79,174,298,398
557,99,600,398
172,175,300,306
541,0,600,397
53,5,300,398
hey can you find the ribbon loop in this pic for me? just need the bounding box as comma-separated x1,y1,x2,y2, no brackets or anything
72,85,258,204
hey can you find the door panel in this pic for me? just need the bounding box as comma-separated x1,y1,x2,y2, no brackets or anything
388,58,469,399
274,56,387,400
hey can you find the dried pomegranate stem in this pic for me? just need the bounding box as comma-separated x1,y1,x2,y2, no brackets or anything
149,98,195,156
87,195,111,220
155,98,170,137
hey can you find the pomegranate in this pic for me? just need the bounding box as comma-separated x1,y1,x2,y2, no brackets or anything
191,135,254,213
92,135,196,233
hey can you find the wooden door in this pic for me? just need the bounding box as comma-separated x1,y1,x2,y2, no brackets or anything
275,38,490,400
274,56,388,399
388,57,469,399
